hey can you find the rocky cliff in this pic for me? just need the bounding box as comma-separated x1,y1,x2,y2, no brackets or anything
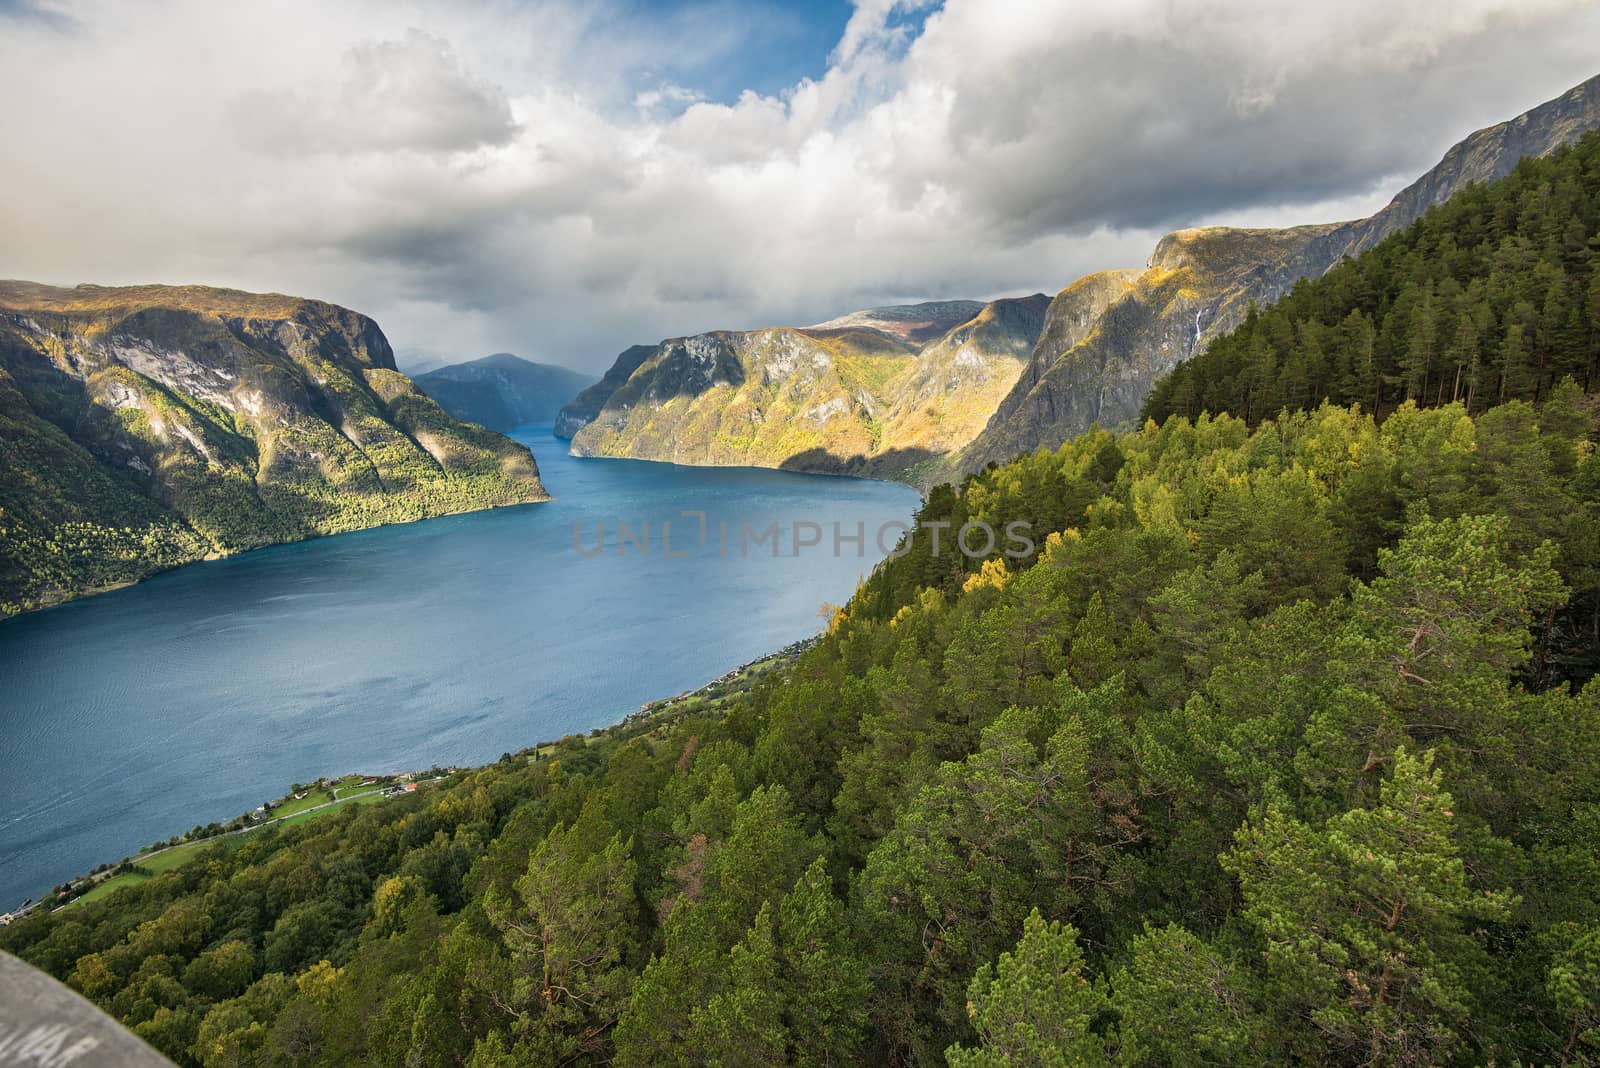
872,295,1049,478
415,353,594,432
957,226,1336,471
566,298,1047,482
960,71,1600,472
0,282,547,615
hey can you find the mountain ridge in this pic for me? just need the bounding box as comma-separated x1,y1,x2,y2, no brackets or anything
0,282,547,616
958,71,1600,473
558,72,1600,488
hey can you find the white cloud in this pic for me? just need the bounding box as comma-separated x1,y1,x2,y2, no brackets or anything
0,0,1596,371
235,30,518,156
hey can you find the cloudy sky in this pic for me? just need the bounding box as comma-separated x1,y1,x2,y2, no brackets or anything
2,0,1598,372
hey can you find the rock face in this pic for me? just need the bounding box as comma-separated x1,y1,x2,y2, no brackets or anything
873,295,1050,478
415,353,594,432
960,71,1600,472
958,226,1336,471
566,297,1048,483
554,344,655,439
0,282,548,616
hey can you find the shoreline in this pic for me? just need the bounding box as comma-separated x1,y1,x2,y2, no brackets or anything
0,494,552,625
3,635,818,922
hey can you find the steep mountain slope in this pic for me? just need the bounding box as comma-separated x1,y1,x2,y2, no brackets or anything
1146,127,1600,424
0,282,547,616
555,344,656,439
872,294,1049,476
415,353,594,432
958,226,1336,471
566,298,1047,481
1275,71,1600,285
961,71,1600,472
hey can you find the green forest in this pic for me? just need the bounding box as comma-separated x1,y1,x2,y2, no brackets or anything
5,380,1598,1065
8,120,1600,1068
1144,131,1600,426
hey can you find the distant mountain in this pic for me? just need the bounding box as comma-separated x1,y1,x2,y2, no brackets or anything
555,344,656,439
0,282,547,616
808,300,988,343
959,72,1600,473
414,353,594,433
872,295,1050,478
564,297,1048,482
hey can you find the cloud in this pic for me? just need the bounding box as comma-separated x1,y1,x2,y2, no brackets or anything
235,29,518,155
0,0,1596,372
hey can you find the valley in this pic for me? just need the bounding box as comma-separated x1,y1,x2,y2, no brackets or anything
2,31,1600,1068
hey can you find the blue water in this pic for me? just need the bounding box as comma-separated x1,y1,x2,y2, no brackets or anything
0,428,920,907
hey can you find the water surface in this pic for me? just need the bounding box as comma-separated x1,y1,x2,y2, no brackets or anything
0,428,920,906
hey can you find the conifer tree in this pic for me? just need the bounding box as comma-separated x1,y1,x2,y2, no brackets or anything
944,910,1108,1067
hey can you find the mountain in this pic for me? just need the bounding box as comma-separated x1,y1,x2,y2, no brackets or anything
414,353,594,432
1145,127,1600,425
871,295,1050,477
564,297,1047,482
568,324,921,473
0,282,547,616
1273,71,1600,286
807,299,987,343
955,227,1336,473
555,344,656,439
958,72,1600,473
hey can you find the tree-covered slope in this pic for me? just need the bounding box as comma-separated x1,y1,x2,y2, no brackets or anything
0,283,547,616
1145,130,1600,427
963,73,1600,474
6,388,1598,1066
414,354,594,432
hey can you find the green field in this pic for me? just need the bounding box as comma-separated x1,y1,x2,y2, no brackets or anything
71,835,247,905
273,790,386,828
65,788,389,908
267,788,337,819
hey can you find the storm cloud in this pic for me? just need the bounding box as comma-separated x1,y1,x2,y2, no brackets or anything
1,0,1596,371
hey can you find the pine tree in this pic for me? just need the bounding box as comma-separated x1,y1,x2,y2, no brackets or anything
1110,924,1262,1067
485,825,639,1060
1223,749,1514,1065
1403,284,1438,402
776,858,870,1068
945,909,1109,1067
1547,924,1600,1066
687,904,787,1067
